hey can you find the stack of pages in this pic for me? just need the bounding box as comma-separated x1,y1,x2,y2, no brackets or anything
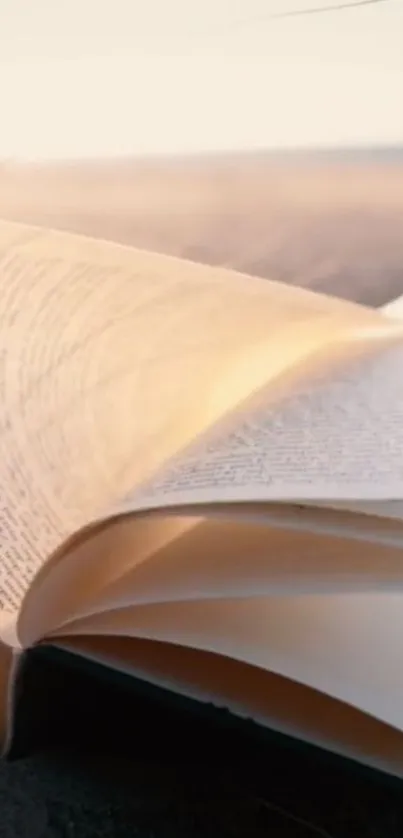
1,218,403,777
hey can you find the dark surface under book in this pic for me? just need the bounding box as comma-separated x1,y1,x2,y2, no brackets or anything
1,645,402,837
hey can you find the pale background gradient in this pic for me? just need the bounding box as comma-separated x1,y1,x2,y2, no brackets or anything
0,0,402,159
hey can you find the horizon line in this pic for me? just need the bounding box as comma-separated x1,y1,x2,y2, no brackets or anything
1,142,403,166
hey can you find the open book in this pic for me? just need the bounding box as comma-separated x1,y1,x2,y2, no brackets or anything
2,218,403,778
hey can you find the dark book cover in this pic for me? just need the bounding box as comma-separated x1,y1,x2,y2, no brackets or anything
3,644,403,837
8,643,400,786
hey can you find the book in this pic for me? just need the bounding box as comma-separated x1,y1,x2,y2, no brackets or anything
1,217,403,778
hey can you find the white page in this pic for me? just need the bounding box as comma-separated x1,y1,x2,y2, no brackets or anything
58,634,403,778
18,499,403,646
308,293,403,521
54,591,403,734
51,515,403,623
118,329,403,515
0,218,386,620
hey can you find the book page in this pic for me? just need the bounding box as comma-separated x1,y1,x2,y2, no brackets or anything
0,218,382,621
328,295,403,522
16,508,403,646
55,590,403,737
117,329,403,515
299,293,403,522
58,635,403,778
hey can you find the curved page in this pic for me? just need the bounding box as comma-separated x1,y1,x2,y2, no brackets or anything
53,591,403,735
117,331,403,513
0,219,382,623
58,635,403,778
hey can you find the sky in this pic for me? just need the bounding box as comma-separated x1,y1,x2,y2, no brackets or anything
0,0,402,159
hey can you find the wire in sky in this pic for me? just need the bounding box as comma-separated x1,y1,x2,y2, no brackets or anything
195,0,392,46
255,0,392,20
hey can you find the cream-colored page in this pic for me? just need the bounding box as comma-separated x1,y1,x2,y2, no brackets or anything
304,293,403,521
117,329,403,515
54,590,403,737
53,292,403,756
15,508,403,646
57,635,403,778
0,218,382,624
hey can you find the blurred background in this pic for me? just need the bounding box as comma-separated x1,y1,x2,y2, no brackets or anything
0,0,402,305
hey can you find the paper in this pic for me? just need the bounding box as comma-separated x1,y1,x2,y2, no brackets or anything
16,500,403,645
42,515,403,628
58,634,403,777
123,331,403,511
0,218,382,615
56,591,403,734
296,294,403,521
